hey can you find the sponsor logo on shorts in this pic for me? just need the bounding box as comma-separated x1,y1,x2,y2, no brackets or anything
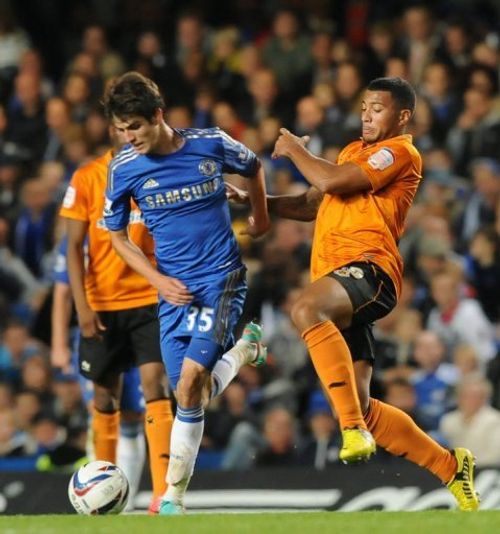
334,266,365,279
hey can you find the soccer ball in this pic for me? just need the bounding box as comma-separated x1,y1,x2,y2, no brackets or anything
68,460,129,515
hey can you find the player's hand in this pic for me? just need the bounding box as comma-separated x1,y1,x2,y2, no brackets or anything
240,215,271,238
225,182,249,205
50,345,72,371
78,307,106,340
156,274,193,306
272,128,310,159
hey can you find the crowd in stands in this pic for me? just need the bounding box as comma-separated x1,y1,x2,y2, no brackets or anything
1,0,500,472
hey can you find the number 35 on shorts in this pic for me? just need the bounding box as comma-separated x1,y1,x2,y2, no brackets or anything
186,306,215,333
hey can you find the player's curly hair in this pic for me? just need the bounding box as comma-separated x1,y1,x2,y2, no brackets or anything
367,77,417,115
102,71,165,121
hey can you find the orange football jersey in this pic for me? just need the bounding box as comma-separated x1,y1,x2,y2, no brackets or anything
60,150,157,311
311,134,422,297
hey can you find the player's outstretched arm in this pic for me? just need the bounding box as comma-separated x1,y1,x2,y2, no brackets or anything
272,128,371,195
226,182,322,222
109,228,193,306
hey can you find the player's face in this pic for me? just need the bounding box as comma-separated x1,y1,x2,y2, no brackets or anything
361,90,411,144
112,113,161,154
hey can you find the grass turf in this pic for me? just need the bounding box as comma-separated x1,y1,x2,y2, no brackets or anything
1,511,500,534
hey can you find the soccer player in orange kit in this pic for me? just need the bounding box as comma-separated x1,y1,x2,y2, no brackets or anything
228,77,479,511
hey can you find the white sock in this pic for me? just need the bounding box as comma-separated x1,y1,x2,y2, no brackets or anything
163,405,204,505
210,341,257,399
117,421,146,510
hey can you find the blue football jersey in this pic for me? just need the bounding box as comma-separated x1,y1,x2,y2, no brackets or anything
104,128,259,282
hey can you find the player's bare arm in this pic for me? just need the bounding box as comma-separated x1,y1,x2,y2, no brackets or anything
50,281,73,370
226,182,322,222
268,186,323,221
241,162,271,237
109,228,193,306
272,128,371,195
66,218,106,339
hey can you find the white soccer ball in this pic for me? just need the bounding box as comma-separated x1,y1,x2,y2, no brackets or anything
68,460,129,515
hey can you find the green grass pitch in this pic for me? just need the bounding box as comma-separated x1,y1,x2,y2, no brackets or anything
1,511,500,534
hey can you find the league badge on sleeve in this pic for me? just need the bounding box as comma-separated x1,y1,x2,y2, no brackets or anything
62,186,76,208
367,148,395,170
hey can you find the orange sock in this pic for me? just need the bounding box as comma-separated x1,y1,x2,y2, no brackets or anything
365,398,457,483
302,320,366,430
145,398,174,497
92,408,119,463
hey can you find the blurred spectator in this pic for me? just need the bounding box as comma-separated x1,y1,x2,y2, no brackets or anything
12,177,57,279
204,382,250,450
0,408,28,457
51,372,86,432
212,101,247,141
457,158,500,244
61,72,92,123
255,406,301,467
298,389,341,469
262,9,312,100
0,217,46,314
436,19,471,80
427,269,497,363
0,321,42,384
238,68,292,128
464,226,500,322
294,96,339,156
207,26,245,103
5,71,47,163
36,423,87,473
446,89,500,175
363,21,398,82
42,97,73,161
400,5,438,86
440,375,500,466
14,390,41,435
452,344,481,379
420,61,460,141
80,25,125,81
0,2,30,89
28,412,65,455
410,330,458,432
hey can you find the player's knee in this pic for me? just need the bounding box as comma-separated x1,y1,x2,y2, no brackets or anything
93,388,119,413
290,296,323,333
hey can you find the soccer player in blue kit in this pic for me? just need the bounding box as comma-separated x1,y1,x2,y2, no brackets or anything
103,72,270,514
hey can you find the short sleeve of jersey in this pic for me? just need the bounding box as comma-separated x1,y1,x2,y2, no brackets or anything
59,168,91,221
53,237,69,285
346,142,413,192
218,128,259,177
104,161,132,231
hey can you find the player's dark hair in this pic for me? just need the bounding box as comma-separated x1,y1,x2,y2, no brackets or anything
367,77,417,114
102,71,165,121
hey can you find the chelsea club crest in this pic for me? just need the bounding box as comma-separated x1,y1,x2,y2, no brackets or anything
199,159,217,176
